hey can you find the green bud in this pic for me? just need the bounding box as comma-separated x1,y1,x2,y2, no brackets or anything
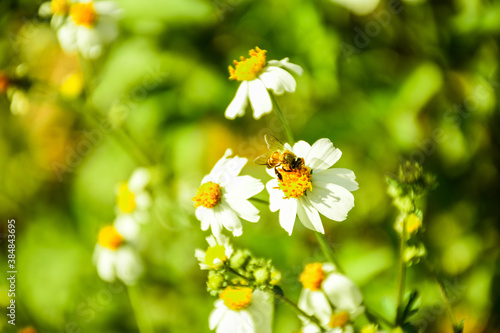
229,250,251,270
207,270,225,292
404,243,426,266
253,267,270,285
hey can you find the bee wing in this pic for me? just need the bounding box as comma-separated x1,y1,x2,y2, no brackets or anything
253,154,270,165
264,134,285,152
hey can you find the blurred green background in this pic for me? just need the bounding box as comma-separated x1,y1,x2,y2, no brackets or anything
0,0,499,332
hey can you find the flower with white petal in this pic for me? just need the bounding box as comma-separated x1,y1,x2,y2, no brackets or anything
209,287,273,333
225,47,303,120
192,149,264,242
39,0,71,29
93,218,143,285
115,167,152,226
298,263,364,333
265,138,358,235
195,235,233,270
57,0,121,59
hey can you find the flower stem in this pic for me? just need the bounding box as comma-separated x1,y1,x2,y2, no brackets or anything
127,285,154,333
249,197,270,205
270,94,294,144
315,232,345,274
395,217,407,326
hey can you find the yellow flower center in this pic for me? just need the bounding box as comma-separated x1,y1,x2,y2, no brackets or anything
329,311,350,328
192,181,222,208
299,263,325,290
220,287,253,311
276,165,313,199
204,245,227,268
98,226,124,250
117,182,136,213
51,0,70,15
228,47,267,81
70,2,98,28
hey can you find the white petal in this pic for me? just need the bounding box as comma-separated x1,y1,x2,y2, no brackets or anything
195,206,213,231
266,179,285,212
95,247,116,282
249,290,273,333
76,27,103,59
216,310,242,333
205,150,247,186
322,273,364,316
50,15,66,29
217,203,243,237
128,167,151,192
209,302,227,330
268,57,304,75
248,79,272,119
238,310,255,333
116,246,143,285
94,1,122,16
114,214,140,241
312,168,359,191
57,22,78,53
260,67,296,95
292,140,312,159
306,139,342,172
279,198,297,235
224,175,264,199
298,289,332,324
309,180,354,222
226,81,249,119
39,2,52,17
297,196,324,233
224,197,260,222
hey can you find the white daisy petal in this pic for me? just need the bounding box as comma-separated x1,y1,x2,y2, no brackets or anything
226,81,249,119
266,179,285,212
292,140,312,158
306,139,342,172
216,310,241,333
114,214,139,241
297,196,324,233
116,246,143,285
195,206,212,231
238,311,255,333
312,168,359,191
209,302,227,330
224,175,264,199
279,198,298,235
50,15,66,29
93,1,121,16
57,22,78,53
128,167,151,192
225,197,260,222
95,247,116,282
261,67,296,95
268,57,304,75
322,272,364,316
309,180,354,222
39,2,52,17
217,203,243,237
76,26,103,59
248,79,272,119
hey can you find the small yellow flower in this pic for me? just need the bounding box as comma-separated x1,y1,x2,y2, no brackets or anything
98,225,124,250
71,2,98,28
300,263,325,291
219,287,253,311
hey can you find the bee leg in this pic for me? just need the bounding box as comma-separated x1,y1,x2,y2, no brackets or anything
275,168,283,181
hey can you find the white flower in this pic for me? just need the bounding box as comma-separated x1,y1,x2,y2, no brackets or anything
195,235,233,270
266,138,358,235
192,149,264,241
115,167,152,226
225,47,303,120
298,263,364,333
93,217,143,285
209,288,273,333
39,0,71,29
57,0,121,59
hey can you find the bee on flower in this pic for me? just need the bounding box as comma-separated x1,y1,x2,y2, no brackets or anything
93,218,143,285
298,263,365,333
209,287,273,333
192,149,264,242
225,47,303,120
115,167,152,227
262,136,358,235
47,0,122,59
195,235,234,270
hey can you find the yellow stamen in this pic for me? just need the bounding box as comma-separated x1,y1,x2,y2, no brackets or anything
117,182,136,213
51,0,70,15
204,245,227,268
98,226,124,250
299,263,325,290
276,165,312,199
329,311,350,328
220,287,253,311
228,47,267,81
192,181,222,208
70,2,97,28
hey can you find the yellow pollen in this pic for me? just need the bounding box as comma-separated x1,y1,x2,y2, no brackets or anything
276,165,312,199
220,287,253,311
299,263,325,290
70,2,97,28
204,244,227,268
117,182,136,213
51,0,70,15
98,226,124,250
329,311,350,328
192,181,222,208
228,47,267,81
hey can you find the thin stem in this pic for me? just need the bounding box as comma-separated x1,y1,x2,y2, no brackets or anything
227,267,251,281
315,232,345,274
127,285,154,333
270,94,294,144
272,291,326,333
424,259,459,332
395,216,407,325
248,197,270,205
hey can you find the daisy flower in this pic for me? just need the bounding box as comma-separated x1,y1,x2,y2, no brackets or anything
93,218,143,285
57,0,121,59
39,0,71,29
225,47,303,120
195,235,234,270
115,167,152,226
298,263,364,333
265,138,358,235
192,149,264,241
209,287,273,333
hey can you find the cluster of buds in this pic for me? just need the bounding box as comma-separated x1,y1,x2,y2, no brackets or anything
195,236,281,296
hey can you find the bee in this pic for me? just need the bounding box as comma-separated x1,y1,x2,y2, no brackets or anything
254,135,304,180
